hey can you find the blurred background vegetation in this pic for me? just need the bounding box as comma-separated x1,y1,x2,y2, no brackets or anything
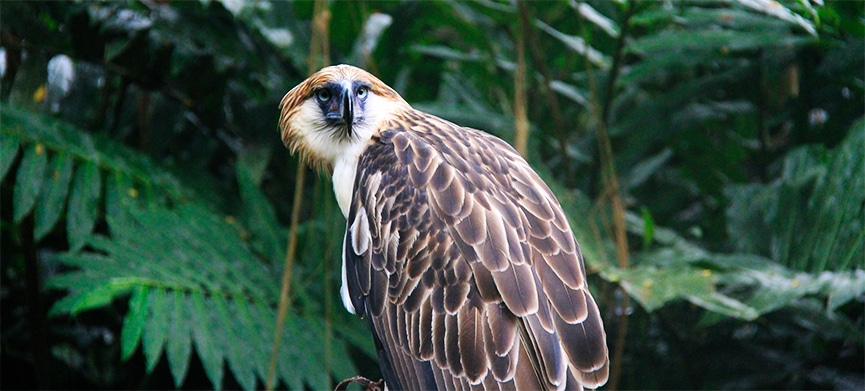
1,0,862,389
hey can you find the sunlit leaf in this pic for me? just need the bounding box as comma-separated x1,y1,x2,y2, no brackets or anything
70,277,143,315
121,285,148,361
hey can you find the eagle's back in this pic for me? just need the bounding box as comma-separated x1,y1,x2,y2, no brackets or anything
343,108,609,390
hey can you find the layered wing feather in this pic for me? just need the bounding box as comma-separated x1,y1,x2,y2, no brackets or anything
344,109,609,390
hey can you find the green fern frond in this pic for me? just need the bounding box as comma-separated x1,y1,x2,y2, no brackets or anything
1,104,198,250
47,201,358,390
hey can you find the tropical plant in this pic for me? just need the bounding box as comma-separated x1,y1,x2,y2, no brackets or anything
1,0,862,390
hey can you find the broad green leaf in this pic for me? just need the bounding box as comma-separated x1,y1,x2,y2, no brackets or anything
0,132,20,182
67,162,102,251
143,287,171,373
166,290,192,387
121,286,149,361
13,143,48,222
34,152,74,240
614,265,718,312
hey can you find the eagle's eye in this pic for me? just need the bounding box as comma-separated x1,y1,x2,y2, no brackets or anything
315,89,332,103
356,86,368,98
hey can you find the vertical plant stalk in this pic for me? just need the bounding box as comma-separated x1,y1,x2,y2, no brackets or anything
517,0,574,184
513,6,530,157
579,0,636,389
266,2,331,390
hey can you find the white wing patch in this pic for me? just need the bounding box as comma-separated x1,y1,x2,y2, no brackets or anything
351,206,371,255
340,234,356,314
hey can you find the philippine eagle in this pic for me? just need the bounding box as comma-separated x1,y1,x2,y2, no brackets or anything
279,65,609,391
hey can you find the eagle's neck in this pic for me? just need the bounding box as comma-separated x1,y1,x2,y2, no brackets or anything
332,140,367,218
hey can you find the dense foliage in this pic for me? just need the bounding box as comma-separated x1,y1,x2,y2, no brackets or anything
1,1,862,389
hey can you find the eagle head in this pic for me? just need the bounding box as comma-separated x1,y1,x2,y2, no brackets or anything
278,64,409,171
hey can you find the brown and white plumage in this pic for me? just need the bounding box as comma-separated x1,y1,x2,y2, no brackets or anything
279,65,609,390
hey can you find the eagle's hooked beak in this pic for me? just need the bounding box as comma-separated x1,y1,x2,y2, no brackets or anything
340,86,354,137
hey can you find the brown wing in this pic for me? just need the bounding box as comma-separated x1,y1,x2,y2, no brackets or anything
343,109,609,390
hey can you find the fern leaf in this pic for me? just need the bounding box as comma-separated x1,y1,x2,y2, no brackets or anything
121,285,148,361
13,143,48,222
143,287,171,373
34,152,74,240
213,293,258,391
166,290,192,386
67,161,101,251
191,291,225,391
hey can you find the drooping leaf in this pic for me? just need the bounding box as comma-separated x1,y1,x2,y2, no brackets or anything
13,143,48,222
34,152,74,240
66,162,102,251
